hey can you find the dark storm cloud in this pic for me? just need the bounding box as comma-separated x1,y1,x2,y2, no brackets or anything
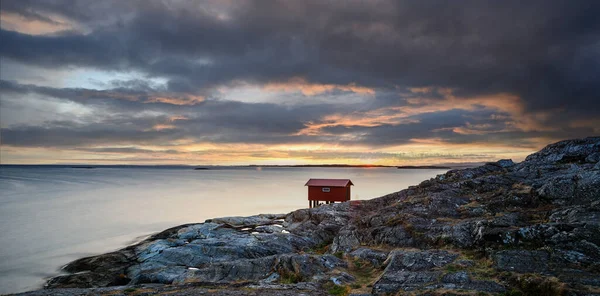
0,111,312,148
0,79,183,111
1,0,599,152
2,0,599,109
1,124,178,147
0,79,340,132
0,0,130,23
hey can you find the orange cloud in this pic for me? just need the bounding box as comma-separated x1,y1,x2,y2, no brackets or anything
81,90,140,101
0,11,77,35
146,95,205,105
569,119,600,133
296,110,420,136
150,124,176,131
298,88,558,137
169,115,189,122
79,90,205,106
449,123,496,135
264,77,375,96
404,88,559,132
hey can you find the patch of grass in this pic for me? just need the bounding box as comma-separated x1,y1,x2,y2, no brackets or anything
452,250,498,281
444,263,465,273
499,289,523,296
353,258,363,269
470,259,497,280
334,251,344,259
123,287,137,293
308,242,331,254
324,283,351,296
384,216,404,226
460,200,482,208
416,289,492,296
278,267,303,284
511,183,533,194
350,283,361,289
435,235,454,247
403,222,415,234
462,249,486,260
346,257,383,293
436,217,460,224
508,274,565,296
524,206,554,224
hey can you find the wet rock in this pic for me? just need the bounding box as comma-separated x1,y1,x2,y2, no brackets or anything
454,259,474,267
254,225,284,233
587,152,600,163
373,271,442,294
173,254,345,285
444,221,478,247
496,159,516,168
524,137,600,164
371,250,459,294
46,250,134,288
441,271,470,283
348,248,388,267
557,269,600,287
330,228,361,252
207,213,286,228
329,272,355,286
494,250,550,273
383,250,459,271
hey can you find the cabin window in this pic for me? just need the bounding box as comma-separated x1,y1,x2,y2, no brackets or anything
322,187,330,192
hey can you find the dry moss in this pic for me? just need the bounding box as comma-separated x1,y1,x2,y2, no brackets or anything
508,274,566,296
346,257,384,294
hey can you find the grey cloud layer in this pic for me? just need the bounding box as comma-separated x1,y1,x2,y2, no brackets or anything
1,0,599,152
2,0,599,109
6,79,590,149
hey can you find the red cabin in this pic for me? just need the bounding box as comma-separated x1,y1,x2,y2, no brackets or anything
305,178,353,208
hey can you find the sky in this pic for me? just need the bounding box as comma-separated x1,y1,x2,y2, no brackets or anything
0,0,599,165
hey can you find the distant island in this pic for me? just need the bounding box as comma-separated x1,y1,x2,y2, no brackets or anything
2,164,467,169
193,167,210,170
245,164,453,169
397,165,451,169
246,164,395,168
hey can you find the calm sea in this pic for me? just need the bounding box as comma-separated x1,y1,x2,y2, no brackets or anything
0,165,447,294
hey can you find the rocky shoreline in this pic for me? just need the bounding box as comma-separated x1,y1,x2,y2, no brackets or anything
15,137,600,296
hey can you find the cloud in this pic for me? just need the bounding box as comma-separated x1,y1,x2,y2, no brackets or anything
0,11,76,35
0,80,205,108
1,79,597,154
263,77,375,96
1,0,597,109
79,147,181,154
1,0,599,164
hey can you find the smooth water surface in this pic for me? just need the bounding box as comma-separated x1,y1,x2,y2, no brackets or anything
0,166,447,294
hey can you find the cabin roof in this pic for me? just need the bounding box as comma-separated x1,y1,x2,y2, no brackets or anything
304,178,353,187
